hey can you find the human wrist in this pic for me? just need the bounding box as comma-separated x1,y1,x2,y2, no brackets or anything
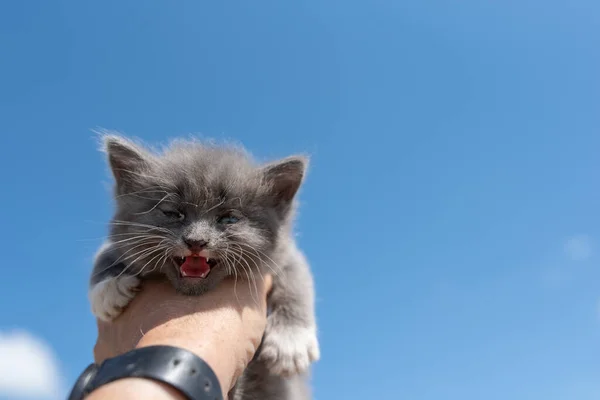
76,345,224,400
135,330,232,394
133,305,256,394
86,378,186,400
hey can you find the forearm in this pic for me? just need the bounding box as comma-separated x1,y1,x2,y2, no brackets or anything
131,308,257,395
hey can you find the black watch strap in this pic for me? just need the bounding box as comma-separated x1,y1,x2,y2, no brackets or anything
68,345,223,400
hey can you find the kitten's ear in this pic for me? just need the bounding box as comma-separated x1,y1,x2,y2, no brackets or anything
102,135,154,192
262,156,308,207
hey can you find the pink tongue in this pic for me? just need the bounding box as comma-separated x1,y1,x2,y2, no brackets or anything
180,257,210,277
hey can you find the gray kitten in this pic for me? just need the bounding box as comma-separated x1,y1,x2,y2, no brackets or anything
89,134,320,400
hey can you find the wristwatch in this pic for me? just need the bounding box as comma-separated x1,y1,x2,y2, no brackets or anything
68,345,223,400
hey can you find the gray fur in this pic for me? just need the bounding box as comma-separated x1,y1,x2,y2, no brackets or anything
89,133,319,400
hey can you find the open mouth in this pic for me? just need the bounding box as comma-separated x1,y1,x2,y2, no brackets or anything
173,256,218,279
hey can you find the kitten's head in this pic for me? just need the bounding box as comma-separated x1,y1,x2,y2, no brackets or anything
102,134,307,295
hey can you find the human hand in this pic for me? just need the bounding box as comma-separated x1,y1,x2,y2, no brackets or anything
92,275,272,396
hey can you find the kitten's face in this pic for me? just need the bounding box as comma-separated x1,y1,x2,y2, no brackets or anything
104,135,306,295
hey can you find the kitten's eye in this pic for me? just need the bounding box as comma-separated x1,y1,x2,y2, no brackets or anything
218,215,240,224
162,210,185,221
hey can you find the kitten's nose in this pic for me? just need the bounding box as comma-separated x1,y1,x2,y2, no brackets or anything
183,238,208,253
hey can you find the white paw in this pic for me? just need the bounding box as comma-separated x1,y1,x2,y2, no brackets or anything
89,276,141,322
259,325,320,376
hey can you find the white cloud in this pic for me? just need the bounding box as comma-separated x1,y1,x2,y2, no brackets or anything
564,234,593,261
0,330,63,399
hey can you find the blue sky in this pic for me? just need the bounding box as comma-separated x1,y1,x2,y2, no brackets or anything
0,0,599,399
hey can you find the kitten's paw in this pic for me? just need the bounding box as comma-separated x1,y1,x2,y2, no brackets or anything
89,276,141,322
259,325,320,376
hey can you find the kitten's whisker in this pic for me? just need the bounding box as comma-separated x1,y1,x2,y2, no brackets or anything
227,241,283,277
153,252,170,275
237,259,259,308
109,224,173,236
134,193,172,215
151,249,173,275
115,186,177,199
238,244,284,272
112,237,171,277
116,246,167,279
108,237,163,253
107,229,165,236
227,245,260,306
241,252,267,287
106,234,166,247
223,245,249,277
91,239,162,277
217,248,241,305
200,198,226,217
108,229,173,241
126,195,180,203
133,249,169,277
110,220,175,235
78,231,163,243
245,247,284,275
113,246,161,272
230,244,266,286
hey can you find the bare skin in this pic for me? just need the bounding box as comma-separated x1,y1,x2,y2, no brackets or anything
88,275,273,399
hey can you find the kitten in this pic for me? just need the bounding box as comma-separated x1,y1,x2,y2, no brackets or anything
88,134,320,400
